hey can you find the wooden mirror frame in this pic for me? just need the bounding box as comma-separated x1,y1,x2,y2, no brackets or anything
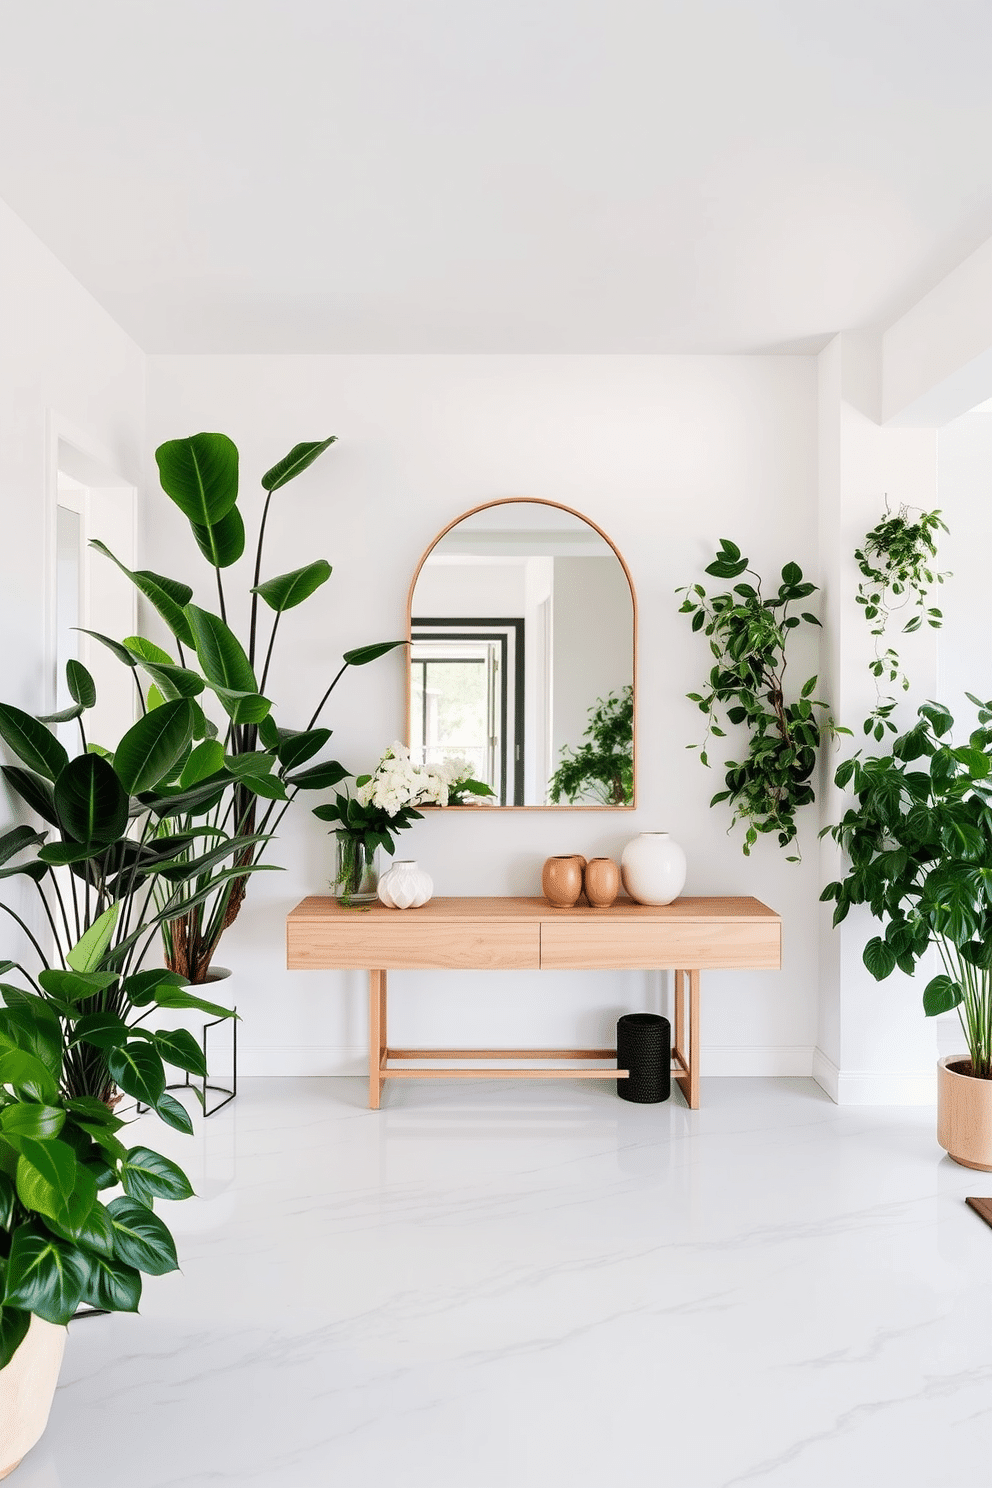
405,497,638,810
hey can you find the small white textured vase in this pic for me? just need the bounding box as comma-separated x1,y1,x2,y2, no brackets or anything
377,860,434,910
620,832,686,906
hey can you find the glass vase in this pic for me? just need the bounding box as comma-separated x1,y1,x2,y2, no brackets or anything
333,833,379,903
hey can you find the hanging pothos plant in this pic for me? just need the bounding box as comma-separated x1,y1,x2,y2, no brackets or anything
854,504,948,740
677,539,838,859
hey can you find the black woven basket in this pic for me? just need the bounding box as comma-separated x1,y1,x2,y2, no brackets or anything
616,1013,671,1103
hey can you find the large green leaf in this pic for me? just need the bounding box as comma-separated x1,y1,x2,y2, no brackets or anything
76,628,137,668
120,1145,194,1204
38,841,100,867
106,1197,179,1275
863,937,896,981
0,1049,59,1103
0,825,47,866
15,1138,79,1216
107,1042,166,1106
153,985,235,1019
286,759,350,790
0,705,69,782
4,1223,88,1324
66,659,97,709
39,969,118,1002
44,1196,115,1258
71,1012,130,1052
123,636,174,667
0,860,47,884
342,641,406,668
179,739,225,787
191,504,245,569
922,974,963,1016
121,969,187,1008
142,663,206,700
261,436,336,492
274,728,331,771
252,560,332,613
89,541,195,648
153,1028,207,1078
79,1254,142,1313
0,1305,30,1369
67,902,121,973
209,686,272,725
155,432,239,526
54,754,129,847
0,1103,64,1141
185,605,257,694
154,1092,194,1135
0,997,62,1076
114,699,195,794
1,766,59,826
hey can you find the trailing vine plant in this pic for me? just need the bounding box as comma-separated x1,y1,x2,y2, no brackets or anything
855,503,948,741
677,539,837,859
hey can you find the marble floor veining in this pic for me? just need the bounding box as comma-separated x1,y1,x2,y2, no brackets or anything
25,1076,992,1488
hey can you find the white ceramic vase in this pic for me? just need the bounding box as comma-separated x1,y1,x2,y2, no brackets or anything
620,832,686,905
377,860,434,910
0,1315,67,1480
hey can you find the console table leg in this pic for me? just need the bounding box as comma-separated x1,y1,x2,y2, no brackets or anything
688,969,700,1109
672,969,701,1110
369,970,387,1108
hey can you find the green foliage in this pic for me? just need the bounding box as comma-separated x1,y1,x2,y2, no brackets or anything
79,432,403,982
822,698,992,1078
0,984,197,1361
548,687,633,806
854,505,948,739
677,540,835,858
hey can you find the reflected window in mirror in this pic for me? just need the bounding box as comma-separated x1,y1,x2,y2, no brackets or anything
408,501,635,808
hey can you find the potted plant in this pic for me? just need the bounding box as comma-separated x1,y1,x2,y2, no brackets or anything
84,431,404,981
549,685,634,806
314,744,492,901
822,698,992,1168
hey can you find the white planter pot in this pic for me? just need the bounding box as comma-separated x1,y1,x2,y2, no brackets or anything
377,860,434,909
620,832,687,906
0,1315,66,1480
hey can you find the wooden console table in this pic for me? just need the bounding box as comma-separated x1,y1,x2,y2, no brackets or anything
287,896,780,1109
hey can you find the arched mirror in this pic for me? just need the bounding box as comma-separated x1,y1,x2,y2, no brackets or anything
407,499,636,808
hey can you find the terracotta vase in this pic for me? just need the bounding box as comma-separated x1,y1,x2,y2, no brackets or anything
584,857,620,908
937,1056,992,1170
0,1316,66,1479
542,855,584,908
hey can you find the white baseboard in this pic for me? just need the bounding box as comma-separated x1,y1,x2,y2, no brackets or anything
813,1048,936,1106
240,1044,815,1078
701,1045,814,1077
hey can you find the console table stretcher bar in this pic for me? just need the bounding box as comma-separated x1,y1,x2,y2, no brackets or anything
285,896,781,1110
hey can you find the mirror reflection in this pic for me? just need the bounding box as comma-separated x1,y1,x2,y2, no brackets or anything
408,501,635,807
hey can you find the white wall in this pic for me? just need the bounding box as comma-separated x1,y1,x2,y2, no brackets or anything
144,354,820,1078
0,197,144,962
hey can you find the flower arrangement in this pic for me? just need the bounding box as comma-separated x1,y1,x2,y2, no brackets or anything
313,744,493,900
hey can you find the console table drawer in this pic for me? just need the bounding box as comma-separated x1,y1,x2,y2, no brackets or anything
540,918,781,970
288,918,541,970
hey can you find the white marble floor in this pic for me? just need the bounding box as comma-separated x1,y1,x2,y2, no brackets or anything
22,1076,992,1488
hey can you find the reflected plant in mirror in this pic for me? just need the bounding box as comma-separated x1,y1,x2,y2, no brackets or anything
408,501,635,807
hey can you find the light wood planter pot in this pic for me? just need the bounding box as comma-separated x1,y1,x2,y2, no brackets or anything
937,1056,992,1171
0,1316,66,1479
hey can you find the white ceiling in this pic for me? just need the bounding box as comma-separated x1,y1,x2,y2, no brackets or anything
3,0,992,354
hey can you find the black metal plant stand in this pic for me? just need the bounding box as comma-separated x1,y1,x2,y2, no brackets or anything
138,1006,237,1118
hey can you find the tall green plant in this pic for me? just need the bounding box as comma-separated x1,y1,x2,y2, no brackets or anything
89,432,402,981
677,540,834,858
823,699,992,1078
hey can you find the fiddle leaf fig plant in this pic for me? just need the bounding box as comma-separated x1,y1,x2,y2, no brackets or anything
822,698,992,1079
854,504,949,739
677,540,836,858
86,432,404,982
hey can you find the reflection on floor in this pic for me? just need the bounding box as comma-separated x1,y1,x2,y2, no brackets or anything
31,1076,992,1488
